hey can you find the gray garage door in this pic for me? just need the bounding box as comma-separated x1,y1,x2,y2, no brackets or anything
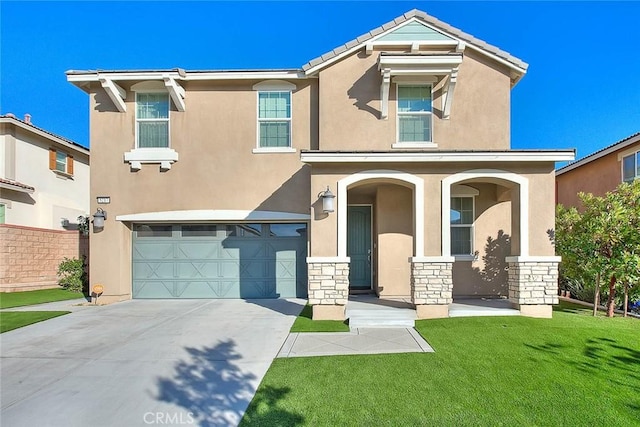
132,223,307,299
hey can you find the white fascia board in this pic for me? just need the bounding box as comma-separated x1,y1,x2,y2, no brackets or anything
116,210,311,222
0,118,89,156
68,70,305,84
301,151,576,163
556,135,640,176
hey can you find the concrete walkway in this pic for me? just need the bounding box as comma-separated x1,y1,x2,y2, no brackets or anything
1,298,304,427
278,328,434,358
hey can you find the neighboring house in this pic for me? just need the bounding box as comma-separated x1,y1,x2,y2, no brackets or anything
67,9,574,319
0,114,90,291
556,132,640,209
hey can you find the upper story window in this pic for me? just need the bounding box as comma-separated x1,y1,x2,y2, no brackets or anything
622,151,639,182
450,196,474,256
258,91,291,148
49,148,74,176
398,85,432,143
136,93,170,148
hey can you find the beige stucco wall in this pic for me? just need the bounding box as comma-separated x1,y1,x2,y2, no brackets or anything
556,141,639,210
88,79,316,301
317,47,511,150
0,122,90,230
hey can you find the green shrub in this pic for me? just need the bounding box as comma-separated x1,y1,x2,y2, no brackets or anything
57,256,87,293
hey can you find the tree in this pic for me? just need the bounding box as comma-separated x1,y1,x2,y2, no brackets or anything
555,180,640,317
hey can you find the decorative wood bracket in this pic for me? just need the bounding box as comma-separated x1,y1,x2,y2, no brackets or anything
442,68,458,120
163,76,186,112
380,68,391,119
99,77,127,112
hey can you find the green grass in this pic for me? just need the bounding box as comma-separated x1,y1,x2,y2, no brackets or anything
242,302,640,426
290,305,350,333
0,288,84,309
0,311,70,333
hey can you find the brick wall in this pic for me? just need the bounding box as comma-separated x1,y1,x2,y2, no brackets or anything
0,224,89,292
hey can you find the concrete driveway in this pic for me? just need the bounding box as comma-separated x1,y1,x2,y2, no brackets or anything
1,298,304,427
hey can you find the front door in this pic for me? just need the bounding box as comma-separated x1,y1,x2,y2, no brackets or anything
347,205,372,290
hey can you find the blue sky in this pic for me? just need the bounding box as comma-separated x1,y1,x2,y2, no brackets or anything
2,1,639,161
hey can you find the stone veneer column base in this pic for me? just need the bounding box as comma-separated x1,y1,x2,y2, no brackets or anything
411,257,454,319
507,256,560,318
307,257,350,321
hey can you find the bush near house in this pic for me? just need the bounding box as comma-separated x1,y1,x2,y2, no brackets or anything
57,256,88,293
555,180,640,316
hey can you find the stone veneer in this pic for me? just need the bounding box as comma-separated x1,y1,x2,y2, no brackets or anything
0,224,89,291
307,259,350,306
506,257,560,306
410,258,454,305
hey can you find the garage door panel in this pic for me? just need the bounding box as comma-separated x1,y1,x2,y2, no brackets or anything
133,242,174,260
133,262,175,280
133,281,175,298
133,223,307,299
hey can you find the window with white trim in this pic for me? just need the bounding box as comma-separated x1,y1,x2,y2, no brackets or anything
0,204,5,224
450,196,474,255
398,85,432,143
136,93,169,148
49,148,74,176
258,91,291,148
622,151,639,182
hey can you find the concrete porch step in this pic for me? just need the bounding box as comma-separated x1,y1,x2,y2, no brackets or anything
346,305,417,329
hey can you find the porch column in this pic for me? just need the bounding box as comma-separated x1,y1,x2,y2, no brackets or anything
506,256,560,318
411,256,454,319
306,257,350,320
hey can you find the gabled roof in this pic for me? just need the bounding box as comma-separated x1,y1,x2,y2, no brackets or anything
556,132,640,176
67,9,528,87
0,115,89,155
301,9,528,81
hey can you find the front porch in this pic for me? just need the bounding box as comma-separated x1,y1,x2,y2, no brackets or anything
346,295,521,328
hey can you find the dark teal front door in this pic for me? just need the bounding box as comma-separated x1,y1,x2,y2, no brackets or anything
347,206,372,290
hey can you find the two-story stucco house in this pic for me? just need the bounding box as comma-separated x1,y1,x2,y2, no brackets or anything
0,114,90,291
556,132,640,209
67,9,574,319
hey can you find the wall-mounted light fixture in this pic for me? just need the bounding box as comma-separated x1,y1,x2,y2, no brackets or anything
93,208,107,229
319,186,335,213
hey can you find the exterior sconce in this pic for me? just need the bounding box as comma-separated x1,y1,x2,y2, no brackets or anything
93,208,107,229
319,186,335,213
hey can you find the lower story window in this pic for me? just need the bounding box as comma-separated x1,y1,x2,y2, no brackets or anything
622,151,639,182
451,196,474,255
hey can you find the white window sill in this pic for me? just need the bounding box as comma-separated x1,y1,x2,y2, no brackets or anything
252,147,297,154
392,142,438,149
124,148,179,171
52,170,73,179
453,254,476,262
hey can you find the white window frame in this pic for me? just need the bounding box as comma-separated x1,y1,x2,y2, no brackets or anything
450,195,476,259
252,80,296,154
55,150,67,173
621,150,640,183
394,83,436,149
135,91,171,149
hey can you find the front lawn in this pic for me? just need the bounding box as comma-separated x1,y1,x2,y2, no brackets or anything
290,305,350,333
242,302,639,426
0,288,84,309
0,311,70,333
